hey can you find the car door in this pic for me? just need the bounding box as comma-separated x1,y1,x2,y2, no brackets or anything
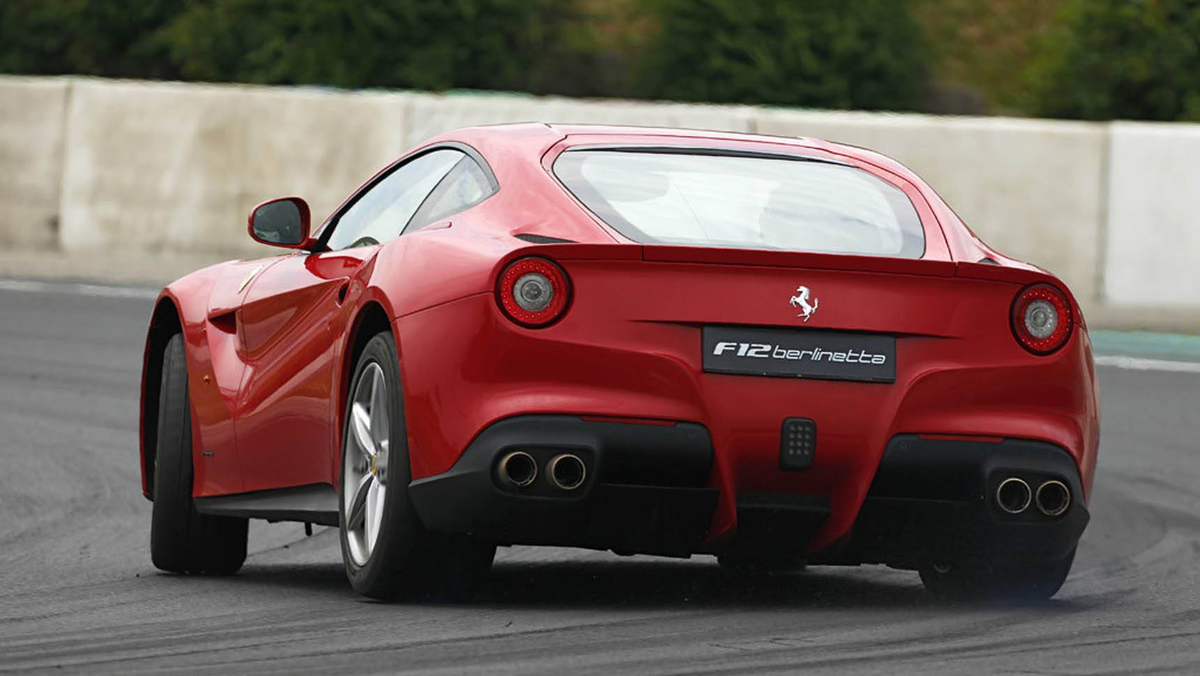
234,148,466,492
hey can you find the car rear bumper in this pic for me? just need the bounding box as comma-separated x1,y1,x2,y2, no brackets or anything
394,290,1099,556
408,415,719,557
832,435,1089,568
407,416,1088,565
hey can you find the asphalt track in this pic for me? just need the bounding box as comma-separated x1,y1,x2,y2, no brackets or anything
2,280,1199,675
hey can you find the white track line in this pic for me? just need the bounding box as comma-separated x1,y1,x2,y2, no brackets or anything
1093,355,1200,374
0,278,159,300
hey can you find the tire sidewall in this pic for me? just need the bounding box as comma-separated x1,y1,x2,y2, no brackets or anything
150,333,198,573
149,333,247,576
338,332,423,596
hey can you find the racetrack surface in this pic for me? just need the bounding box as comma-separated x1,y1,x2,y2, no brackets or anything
2,281,1199,675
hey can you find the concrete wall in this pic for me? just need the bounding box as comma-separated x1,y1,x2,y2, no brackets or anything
2,75,1199,329
59,79,409,257
0,78,68,249
1104,122,1200,308
402,93,754,150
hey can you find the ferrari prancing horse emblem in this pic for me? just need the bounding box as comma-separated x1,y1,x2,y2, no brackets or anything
789,286,819,322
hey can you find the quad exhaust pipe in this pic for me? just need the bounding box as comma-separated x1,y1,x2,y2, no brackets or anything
547,453,587,491
1035,479,1071,517
496,451,587,491
496,450,537,489
995,476,1071,517
995,477,1032,514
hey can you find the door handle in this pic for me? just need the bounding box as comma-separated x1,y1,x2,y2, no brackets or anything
335,281,350,306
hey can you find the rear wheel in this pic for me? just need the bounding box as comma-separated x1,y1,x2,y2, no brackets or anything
150,334,248,575
338,332,494,600
919,548,1075,602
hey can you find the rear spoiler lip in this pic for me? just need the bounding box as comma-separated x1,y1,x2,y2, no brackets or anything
504,243,1068,292
504,242,643,262
508,242,960,277
954,260,1065,287
641,245,958,277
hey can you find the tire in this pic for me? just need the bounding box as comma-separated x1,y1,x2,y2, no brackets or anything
338,332,494,600
919,548,1075,602
150,334,248,575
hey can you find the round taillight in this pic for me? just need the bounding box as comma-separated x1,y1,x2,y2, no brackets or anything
497,257,571,327
1011,283,1073,355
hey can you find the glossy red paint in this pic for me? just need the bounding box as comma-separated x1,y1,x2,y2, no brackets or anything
234,248,374,491
139,124,1099,556
395,247,1097,551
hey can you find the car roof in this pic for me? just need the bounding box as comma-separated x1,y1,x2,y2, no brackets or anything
445,123,901,170
430,123,928,195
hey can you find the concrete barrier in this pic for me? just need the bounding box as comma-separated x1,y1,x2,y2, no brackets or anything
401,92,754,150
0,77,69,249
59,79,409,256
756,110,1108,307
1104,122,1200,308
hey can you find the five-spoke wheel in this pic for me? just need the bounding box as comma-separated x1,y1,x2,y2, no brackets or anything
337,332,495,600
343,362,390,566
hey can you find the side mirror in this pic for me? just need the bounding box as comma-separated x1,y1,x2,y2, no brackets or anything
248,197,314,249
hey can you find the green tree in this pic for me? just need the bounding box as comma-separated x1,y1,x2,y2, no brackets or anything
1029,0,1200,121
159,0,579,92
639,0,929,110
0,0,182,79
912,0,1066,115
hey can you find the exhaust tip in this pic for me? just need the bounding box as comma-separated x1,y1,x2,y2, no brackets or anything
1036,480,1071,517
496,451,537,489
996,477,1032,514
547,453,587,491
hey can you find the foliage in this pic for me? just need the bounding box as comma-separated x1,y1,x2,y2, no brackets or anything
911,0,1066,114
0,0,582,93
160,0,579,91
0,0,181,79
637,0,929,110
1027,0,1200,121
6,0,1200,121
0,0,934,112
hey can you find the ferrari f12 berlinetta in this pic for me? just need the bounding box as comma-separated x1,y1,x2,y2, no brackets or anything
140,124,1097,600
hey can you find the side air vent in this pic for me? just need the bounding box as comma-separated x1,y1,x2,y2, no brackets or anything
515,234,576,244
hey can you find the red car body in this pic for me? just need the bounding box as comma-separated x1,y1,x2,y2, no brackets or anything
140,124,1098,573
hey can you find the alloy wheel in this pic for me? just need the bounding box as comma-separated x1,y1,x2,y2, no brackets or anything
343,362,390,566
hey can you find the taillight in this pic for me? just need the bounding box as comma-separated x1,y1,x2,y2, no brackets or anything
1011,284,1072,355
497,257,571,327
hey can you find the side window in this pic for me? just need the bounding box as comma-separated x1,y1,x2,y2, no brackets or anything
325,149,462,250
405,157,495,234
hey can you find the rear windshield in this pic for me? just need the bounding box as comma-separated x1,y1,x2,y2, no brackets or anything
553,149,925,258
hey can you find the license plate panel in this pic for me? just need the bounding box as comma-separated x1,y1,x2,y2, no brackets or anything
702,326,896,383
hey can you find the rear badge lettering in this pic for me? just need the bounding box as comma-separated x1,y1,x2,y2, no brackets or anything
713,342,887,365
704,326,896,383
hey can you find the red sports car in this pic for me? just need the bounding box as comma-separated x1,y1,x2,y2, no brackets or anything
140,124,1098,600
